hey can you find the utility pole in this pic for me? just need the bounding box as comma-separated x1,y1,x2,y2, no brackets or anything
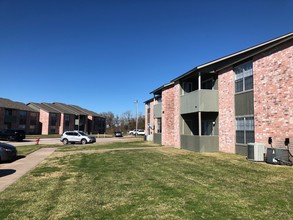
135,100,138,137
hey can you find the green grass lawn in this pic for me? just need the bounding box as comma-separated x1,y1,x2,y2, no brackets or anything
16,140,148,155
2,142,293,219
56,140,158,152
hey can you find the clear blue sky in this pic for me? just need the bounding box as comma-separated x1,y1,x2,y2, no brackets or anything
0,0,292,116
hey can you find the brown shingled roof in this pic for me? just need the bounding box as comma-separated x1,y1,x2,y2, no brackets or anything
27,102,59,113
0,98,38,112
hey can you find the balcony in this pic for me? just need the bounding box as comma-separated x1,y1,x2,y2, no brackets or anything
154,133,162,144
180,90,218,114
181,135,219,152
154,103,162,118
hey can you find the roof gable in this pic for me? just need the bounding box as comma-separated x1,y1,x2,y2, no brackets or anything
0,98,38,112
171,32,293,82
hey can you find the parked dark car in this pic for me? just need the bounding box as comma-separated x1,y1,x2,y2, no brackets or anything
114,131,123,137
0,129,26,142
0,142,17,162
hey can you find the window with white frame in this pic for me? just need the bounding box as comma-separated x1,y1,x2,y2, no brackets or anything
234,61,253,93
236,116,254,144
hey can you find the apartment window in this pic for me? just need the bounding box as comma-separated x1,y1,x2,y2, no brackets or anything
236,116,254,144
64,114,70,131
4,109,12,123
19,111,27,126
64,114,70,126
30,112,37,125
234,61,253,93
50,113,57,126
4,109,13,128
5,109,12,116
50,126,56,134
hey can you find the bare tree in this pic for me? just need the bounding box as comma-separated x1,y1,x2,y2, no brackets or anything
99,111,145,134
100,111,115,128
120,110,133,131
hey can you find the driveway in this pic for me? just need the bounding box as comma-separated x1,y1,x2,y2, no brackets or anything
0,138,61,146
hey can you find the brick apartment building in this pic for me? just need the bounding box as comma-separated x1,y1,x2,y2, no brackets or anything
145,32,293,155
0,98,40,134
28,102,106,135
0,98,105,135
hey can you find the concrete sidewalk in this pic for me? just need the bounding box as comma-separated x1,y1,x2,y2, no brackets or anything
0,148,56,192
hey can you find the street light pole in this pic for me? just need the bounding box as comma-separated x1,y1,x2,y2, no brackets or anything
135,100,138,137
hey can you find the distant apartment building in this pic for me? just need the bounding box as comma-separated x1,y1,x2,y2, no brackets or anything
0,98,105,135
145,32,293,155
0,98,40,134
28,102,106,135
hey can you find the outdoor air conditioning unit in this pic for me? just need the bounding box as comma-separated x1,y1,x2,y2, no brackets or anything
266,148,290,164
247,143,266,162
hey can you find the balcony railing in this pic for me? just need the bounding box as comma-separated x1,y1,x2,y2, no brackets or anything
180,90,218,114
181,135,219,152
154,133,162,144
154,103,162,118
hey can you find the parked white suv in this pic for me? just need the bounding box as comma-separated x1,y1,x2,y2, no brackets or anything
128,129,138,135
129,129,145,135
60,131,96,145
136,129,145,135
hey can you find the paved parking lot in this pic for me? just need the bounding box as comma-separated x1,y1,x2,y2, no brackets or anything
5,138,62,146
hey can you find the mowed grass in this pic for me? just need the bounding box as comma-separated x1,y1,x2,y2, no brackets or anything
56,140,159,152
2,142,293,219
15,140,149,155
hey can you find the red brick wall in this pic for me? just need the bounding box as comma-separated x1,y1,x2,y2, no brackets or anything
59,114,64,134
173,83,181,148
218,40,293,152
150,101,154,134
162,83,180,148
145,100,154,135
39,109,49,135
254,40,293,147
162,86,174,146
218,67,236,153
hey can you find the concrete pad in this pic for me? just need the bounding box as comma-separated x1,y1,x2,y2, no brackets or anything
0,148,56,192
